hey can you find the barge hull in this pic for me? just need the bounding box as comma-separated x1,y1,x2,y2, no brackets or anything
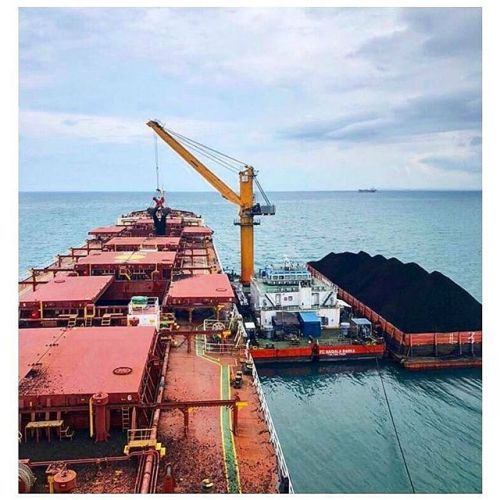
307,265,482,370
251,344,385,363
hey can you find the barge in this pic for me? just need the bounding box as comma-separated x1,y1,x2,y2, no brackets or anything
308,251,482,371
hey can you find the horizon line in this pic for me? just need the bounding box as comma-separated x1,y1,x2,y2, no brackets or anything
19,188,482,194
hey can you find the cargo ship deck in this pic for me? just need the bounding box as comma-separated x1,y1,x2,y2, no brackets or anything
18,208,289,494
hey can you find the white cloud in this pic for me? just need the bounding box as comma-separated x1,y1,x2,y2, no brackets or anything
19,110,147,143
19,8,396,91
19,110,233,145
18,8,482,190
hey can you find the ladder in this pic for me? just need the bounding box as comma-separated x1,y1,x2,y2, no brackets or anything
67,314,78,328
101,314,112,327
84,304,95,327
121,407,131,431
119,266,131,281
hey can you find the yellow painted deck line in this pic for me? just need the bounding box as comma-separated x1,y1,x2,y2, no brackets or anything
224,364,242,493
195,336,241,493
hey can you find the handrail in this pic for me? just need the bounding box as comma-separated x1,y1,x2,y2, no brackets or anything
249,355,294,493
257,304,337,311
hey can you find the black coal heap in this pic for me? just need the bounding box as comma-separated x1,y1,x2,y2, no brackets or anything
309,251,482,333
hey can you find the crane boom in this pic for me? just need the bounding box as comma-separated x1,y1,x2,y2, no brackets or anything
147,120,275,285
147,121,241,206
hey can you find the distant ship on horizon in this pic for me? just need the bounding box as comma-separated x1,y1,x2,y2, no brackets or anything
358,188,377,193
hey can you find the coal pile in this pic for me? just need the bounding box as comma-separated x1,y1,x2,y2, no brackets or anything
309,251,482,333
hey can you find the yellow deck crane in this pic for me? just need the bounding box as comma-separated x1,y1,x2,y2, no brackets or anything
147,120,275,285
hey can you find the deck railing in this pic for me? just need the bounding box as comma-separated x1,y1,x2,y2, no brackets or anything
250,355,295,494
258,304,337,312
202,341,239,354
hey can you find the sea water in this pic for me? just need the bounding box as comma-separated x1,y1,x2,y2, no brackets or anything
19,190,481,493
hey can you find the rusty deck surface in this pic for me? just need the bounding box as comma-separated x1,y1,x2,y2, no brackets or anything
18,328,66,380
157,338,279,493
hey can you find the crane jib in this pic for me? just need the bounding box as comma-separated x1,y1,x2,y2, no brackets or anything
147,120,275,285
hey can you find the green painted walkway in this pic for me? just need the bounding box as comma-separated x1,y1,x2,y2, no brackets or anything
196,337,241,493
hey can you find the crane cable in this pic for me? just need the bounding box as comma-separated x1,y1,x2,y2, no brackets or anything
375,357,416,493
154,134,160,191
172,134,241,174
166,128,247,167
254,177,271,206
174,131,274,207
167,130,241,174
157,126,275,207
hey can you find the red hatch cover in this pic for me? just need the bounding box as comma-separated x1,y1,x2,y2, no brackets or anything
76,251,177,267
19,275,114,306
19,326,156,397
88,226,126,235
165,273,234,304
182,226,213,236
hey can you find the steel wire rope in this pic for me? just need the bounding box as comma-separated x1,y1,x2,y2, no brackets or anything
254,177,271,205
166,128,247,167
170,134,241,175
172,130,273,207
154,134,160,191
157,133,233,186
174,139,239,174
170,135,242,172
375,357,416,493
170,133,241,174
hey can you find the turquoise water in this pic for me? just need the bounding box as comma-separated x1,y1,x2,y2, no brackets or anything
19,190,481,493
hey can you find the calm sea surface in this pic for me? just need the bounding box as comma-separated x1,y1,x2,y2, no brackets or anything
19,191,481,493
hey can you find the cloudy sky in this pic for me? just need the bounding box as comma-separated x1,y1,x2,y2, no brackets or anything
19,7,481,192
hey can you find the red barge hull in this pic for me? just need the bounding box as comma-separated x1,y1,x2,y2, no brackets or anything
251,343,385,363
307,265,482,370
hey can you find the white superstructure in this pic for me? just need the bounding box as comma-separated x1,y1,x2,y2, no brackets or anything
250,259,342,333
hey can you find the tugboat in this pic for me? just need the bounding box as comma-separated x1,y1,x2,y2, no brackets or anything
245,258,385,363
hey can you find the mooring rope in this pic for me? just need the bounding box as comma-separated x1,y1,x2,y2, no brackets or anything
375,357,416,493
